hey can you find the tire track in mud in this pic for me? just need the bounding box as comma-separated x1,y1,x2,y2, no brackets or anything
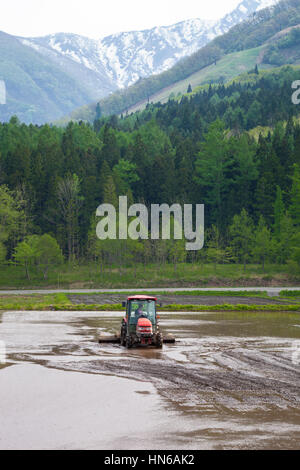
7,309,300,413
24,341,300,411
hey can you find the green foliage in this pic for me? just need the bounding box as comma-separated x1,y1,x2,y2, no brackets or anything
273,186,285,240
272,213,295,264
289,164,300,226
2,54,300,280
168,239,186,272
229,209,254,271
252,216,272,272
103,175,118,207
34,234,64,279
56,174,83,261
205,225,229,271
113,159,139,193
0,184,26,259
13,234,63,280
264,27,300,66
13,236,38,280
195,120,229,226
0,242,6,263
0,185,20,243
0,260,297,289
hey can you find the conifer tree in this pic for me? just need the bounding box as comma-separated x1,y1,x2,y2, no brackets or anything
229,209,254,272
289,164,300,226
252,216,272,272
273,186,285,240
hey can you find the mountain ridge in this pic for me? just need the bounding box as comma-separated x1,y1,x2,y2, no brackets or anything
21,0,277,90
68,0,300,122
0,0,279,124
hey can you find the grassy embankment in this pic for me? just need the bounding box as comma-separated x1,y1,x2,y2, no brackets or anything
0,262,299,289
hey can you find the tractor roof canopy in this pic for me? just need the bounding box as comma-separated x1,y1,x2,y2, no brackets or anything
127,295,157,301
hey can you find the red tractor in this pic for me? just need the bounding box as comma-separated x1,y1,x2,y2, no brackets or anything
99,295,175,348
120,295,163,348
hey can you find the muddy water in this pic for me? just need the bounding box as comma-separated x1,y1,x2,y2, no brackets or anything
0,310,300,449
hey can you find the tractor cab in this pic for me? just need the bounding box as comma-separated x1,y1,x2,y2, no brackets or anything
127,297,156,325
121,295,162,348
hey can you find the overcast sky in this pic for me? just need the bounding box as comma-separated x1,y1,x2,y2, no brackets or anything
1,0,241,39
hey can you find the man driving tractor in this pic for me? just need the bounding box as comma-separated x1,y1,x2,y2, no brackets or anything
135,302,146,319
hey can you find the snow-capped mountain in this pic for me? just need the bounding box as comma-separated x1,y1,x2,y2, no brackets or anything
19,0,278,91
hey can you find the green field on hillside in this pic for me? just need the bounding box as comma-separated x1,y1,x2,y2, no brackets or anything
126,46,265,114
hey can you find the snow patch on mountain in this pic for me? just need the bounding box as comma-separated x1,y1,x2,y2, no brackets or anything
19,0,278,93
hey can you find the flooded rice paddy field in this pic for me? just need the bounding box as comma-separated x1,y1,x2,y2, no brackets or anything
0,309,300,449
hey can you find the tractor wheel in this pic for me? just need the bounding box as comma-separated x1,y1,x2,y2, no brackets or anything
120,330,125,346
156,333,163,349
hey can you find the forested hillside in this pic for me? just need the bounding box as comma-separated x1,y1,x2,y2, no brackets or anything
0,31,116,125
1,65,300,283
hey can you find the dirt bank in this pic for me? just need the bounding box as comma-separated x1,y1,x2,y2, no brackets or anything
68,293,291,306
